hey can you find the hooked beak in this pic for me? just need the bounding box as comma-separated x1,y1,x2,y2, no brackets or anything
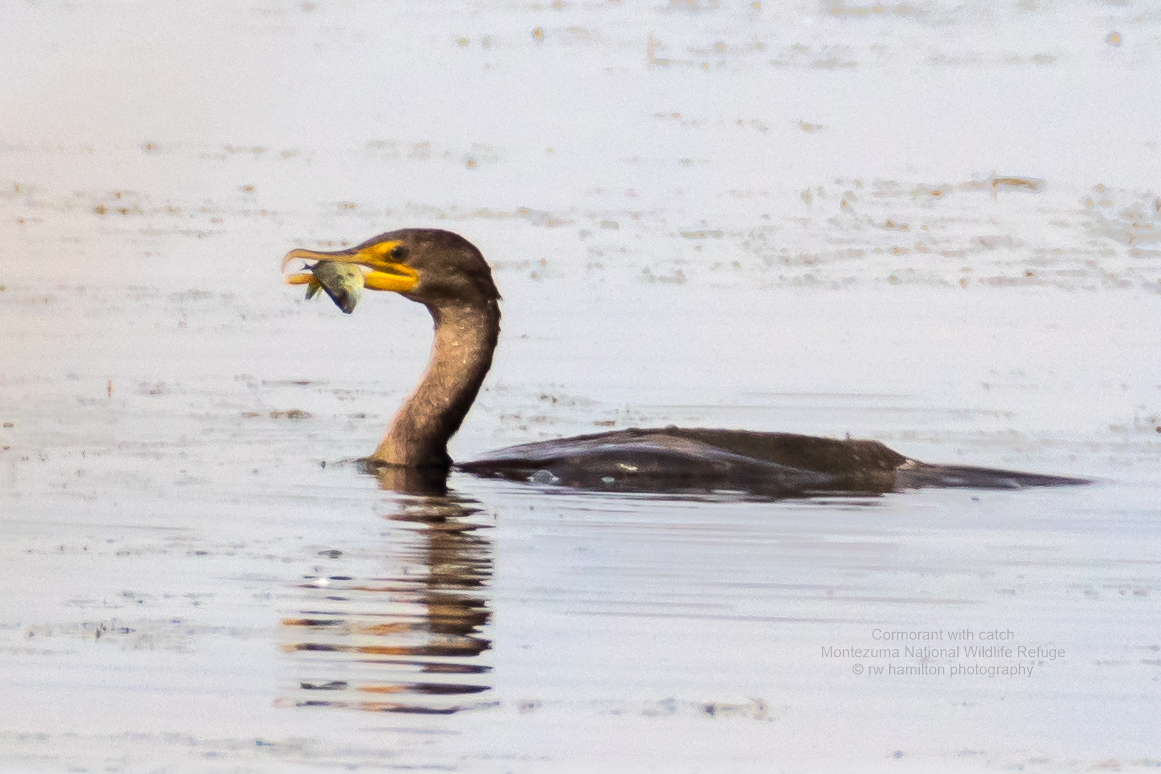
281,241,419,293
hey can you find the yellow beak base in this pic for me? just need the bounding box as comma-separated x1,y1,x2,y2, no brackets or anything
281,242,419,294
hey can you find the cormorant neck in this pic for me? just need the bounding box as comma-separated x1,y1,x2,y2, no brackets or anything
371,297,500,469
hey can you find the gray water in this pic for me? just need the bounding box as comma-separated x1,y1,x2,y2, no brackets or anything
2,1,1160,771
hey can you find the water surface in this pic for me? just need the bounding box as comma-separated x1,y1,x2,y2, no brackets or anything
2,0,1160,771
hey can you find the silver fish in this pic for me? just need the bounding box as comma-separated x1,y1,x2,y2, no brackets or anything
305,260,364,314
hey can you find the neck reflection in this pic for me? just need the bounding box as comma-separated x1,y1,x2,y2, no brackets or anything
280,471,494,714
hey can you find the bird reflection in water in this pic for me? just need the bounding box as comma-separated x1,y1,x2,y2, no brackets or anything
279,467,495,714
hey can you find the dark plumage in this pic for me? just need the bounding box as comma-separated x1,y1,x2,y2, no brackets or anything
283,229,1090,496
459,428,1087,495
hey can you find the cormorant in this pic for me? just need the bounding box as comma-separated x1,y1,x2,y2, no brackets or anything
283,229,1088,496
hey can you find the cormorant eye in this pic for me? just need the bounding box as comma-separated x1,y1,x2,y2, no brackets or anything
390,244,408,261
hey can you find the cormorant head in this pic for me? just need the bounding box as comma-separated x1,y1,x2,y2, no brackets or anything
282,228,499,313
